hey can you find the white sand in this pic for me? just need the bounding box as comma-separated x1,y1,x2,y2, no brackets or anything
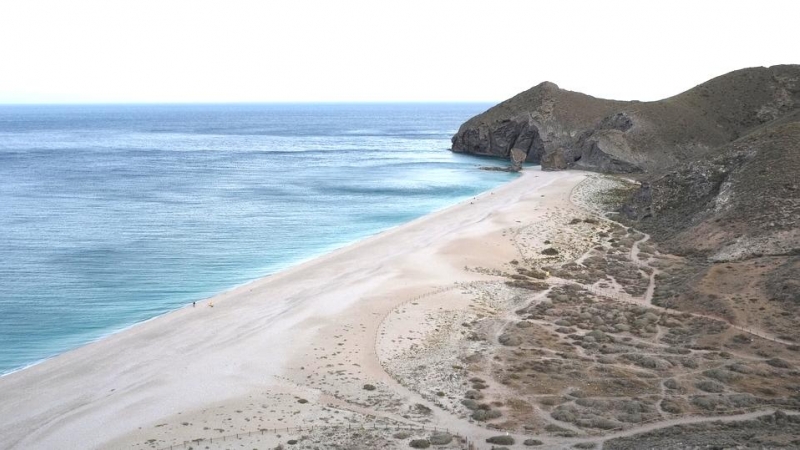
0,168,587,449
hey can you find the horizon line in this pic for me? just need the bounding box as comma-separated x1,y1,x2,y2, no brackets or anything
0,100,499,106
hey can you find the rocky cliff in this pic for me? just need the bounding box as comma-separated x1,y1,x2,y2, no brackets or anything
615,109,800,331
611,68,800,326
445,66,800,445
451,65,800,173
621,110,800,261
455,64,800,336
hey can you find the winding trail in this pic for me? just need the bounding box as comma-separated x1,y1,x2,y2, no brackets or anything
593,409,800,449
354,174,800,448
154,172,798,450
569,176,795,347
361,175,800,448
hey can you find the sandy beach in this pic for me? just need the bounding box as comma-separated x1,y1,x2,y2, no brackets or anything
0,167,589,449
2,4,797,448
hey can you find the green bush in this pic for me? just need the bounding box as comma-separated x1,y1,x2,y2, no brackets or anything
695,380,725,393
471,409,501,421
461,399,479,410
486,435,515,445
464,390,483,399
766,358,791,368
573,443,596,449
429,432,453,445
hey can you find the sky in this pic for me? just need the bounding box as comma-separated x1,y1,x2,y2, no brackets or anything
0,0,798,104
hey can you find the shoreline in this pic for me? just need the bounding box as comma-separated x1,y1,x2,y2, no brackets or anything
0,167,586,449
0,172,518,379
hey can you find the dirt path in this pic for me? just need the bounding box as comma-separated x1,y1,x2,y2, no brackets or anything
569,176,795,347
629,232,649,266
594,409,799,449
159,173,795,450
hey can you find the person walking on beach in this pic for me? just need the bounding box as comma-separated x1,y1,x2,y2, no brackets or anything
192,301,196,308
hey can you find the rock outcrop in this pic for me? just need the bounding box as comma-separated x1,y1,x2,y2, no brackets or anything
456,64,800,326
451,65,800,173
621,111,800,261
610,70,800,318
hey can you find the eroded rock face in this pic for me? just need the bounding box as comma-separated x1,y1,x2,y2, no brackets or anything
620,116,800,262
452,112,645,172
452,65,800,173
453,110,645,173
451,115,545,163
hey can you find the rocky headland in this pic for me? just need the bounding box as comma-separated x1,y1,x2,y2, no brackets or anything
452,65,799,305
452,65,800,173
445,65,800,447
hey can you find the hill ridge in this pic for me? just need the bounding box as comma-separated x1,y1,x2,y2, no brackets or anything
451,64,800,173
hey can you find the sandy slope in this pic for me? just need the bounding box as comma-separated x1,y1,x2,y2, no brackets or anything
0,168,586,450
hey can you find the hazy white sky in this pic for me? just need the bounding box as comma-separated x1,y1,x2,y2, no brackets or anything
0,0,798,103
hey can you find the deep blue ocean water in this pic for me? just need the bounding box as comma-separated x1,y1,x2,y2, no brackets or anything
0,103,513,375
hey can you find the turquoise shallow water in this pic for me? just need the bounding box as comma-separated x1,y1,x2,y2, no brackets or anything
0,103,514,375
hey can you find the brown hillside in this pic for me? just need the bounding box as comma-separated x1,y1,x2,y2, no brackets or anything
451,65,800,173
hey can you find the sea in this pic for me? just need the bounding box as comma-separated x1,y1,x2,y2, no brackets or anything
0,103,515,375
